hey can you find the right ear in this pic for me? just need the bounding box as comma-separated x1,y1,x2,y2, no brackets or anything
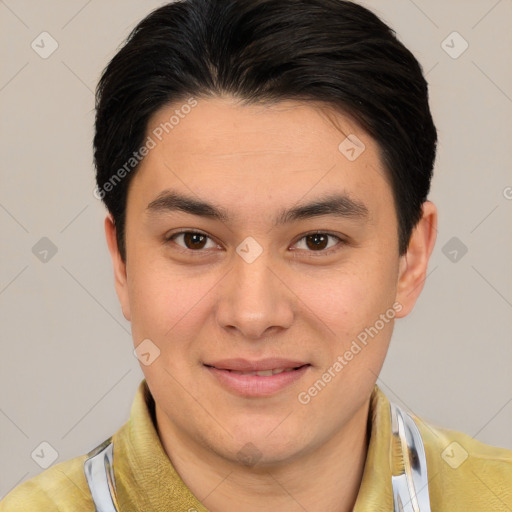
104,214,131,322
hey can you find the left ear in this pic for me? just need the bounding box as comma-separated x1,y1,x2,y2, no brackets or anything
395,201,438,318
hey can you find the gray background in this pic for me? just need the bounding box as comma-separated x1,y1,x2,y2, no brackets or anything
1,0,511,497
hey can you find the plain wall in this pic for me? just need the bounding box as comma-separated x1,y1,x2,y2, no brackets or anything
1,0,511,496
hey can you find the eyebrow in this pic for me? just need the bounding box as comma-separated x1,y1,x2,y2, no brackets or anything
146,189,369,226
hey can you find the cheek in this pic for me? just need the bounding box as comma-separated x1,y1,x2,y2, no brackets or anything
126,258,219,354
126,259,187,342
295,261,397,344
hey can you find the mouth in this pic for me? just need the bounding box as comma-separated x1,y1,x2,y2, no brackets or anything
204,364,308,376
203,359,311,397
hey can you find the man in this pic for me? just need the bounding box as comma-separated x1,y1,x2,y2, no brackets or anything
2,0,511,510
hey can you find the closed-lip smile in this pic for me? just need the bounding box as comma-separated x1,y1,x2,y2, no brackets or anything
204,358,311,397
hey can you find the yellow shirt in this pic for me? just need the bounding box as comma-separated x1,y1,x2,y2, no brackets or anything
1,380,511,511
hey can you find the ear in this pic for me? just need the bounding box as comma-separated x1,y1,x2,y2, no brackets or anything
395,201,437,318
104,214,131,322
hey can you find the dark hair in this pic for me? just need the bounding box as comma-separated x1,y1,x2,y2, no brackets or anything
94,0,437,261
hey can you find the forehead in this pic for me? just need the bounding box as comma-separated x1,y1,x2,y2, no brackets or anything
129,96,392,221
146,96,370,159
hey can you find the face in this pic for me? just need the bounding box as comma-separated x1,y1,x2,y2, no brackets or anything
105,96,436,467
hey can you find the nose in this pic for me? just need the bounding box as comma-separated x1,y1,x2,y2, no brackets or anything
215,248,295,340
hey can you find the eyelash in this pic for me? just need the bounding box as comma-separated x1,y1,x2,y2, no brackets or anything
164,230,346,258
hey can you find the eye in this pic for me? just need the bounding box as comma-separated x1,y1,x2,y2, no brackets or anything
292,232,344,254
166,231,219,252
165,230,346,256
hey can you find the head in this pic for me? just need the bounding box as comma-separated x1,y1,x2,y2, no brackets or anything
96,0,437,467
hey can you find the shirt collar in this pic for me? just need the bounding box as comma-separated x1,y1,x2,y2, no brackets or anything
353,384,394,511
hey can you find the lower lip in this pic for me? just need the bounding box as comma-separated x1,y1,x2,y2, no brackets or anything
205,365,310,397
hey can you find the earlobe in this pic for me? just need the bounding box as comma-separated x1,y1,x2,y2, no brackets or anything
395,201,438,318
104,214,131,322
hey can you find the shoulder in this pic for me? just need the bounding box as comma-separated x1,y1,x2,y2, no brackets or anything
0,454,93,512
415,414,512,510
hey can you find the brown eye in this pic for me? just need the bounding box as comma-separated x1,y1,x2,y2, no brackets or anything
183,232,207,249
167,231,217,251
292,232,344,254
305,233,329,250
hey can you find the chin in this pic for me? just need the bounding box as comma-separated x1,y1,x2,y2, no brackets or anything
218,427,308,467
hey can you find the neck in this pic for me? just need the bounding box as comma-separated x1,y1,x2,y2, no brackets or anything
155,399,371,512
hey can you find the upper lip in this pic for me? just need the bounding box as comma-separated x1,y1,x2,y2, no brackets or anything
204,358,309,372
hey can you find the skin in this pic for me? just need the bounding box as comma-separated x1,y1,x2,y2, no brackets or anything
105,96,437,512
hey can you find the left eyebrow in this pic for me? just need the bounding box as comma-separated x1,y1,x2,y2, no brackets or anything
145,189,369,226
273,193,369,226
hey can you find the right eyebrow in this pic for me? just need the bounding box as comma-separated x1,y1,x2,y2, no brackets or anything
146,190,230,222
